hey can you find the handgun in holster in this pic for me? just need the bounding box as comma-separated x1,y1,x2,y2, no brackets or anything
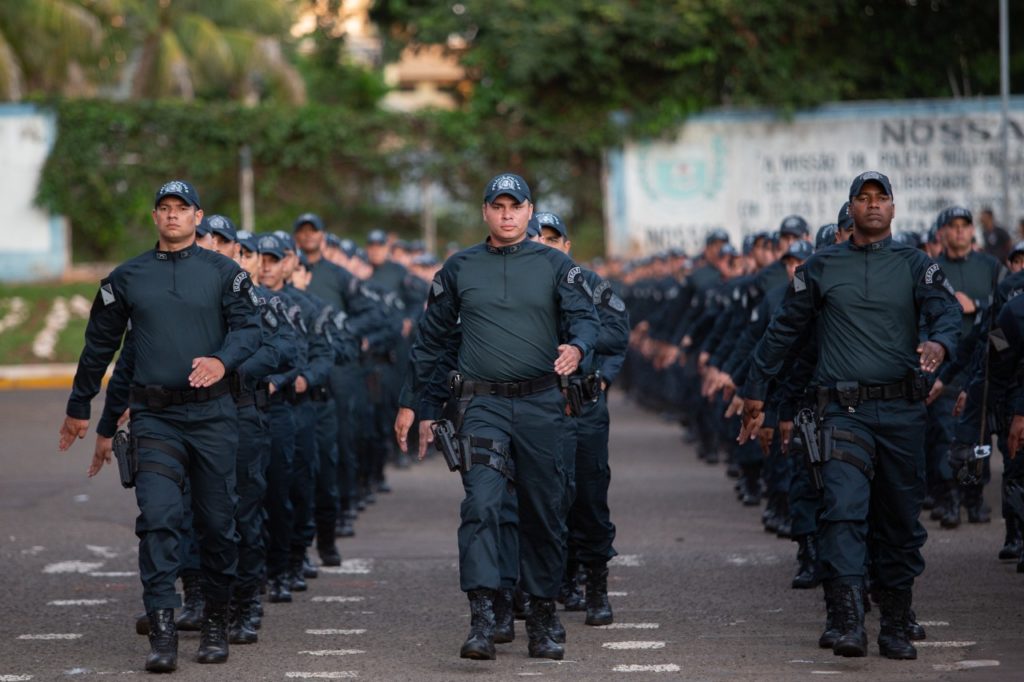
431,419,464,472
795,408,824,492
112,425,136,489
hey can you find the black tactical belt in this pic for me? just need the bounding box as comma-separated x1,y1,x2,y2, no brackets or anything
130,379,231,410
235,387,269,410
461,373,560,398
818,380,910,405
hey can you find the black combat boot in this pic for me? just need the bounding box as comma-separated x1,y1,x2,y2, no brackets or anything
459,589,496,660
513,586,531,620
175,572,205,631
268,574,292,603
775,496,793,539
940,486,962,528
584,562,614,626
145,608,178,673
228,586,259,645
964,485,991,524
831,582,867,657
289,556,308,592
877,589,917,660
929,487,948,521
247,592,263,630
302,554,319,579
335,516,355,537
196,600,230,663
762,496,780,533
818,582,840,648
135,612,150,635
906,608,926,641
740,465,762,506
318,542,342,567
999,516,1023,560
791,535,821,589
526,597,564,660
493,588,515,644
558,558,585,612
550,611,566,643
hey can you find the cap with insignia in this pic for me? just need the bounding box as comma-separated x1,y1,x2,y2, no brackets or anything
258,234,286,260
705,228,730,245
154,179,200,208
849,171,893,199
779,215,809,238
236,229,258,253
293,212,324,232
815,223,837,251
483,173,531,204
534,212,568,238
837,201,854,230
206,214,237,242
366,229,388,246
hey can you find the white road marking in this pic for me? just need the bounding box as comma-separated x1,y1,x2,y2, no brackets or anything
42,561,103,574
298,650,365,656
62,669,90,676
917,620,949,626
47,599,109,606
85,545,118,559
916,640,976,648
318,559,373,575
609,554,643,567
810,672,842,676
0,676,33,681
88,571,135,577
725,553,780,566
596,623,659,629
306,629,367,635
611,664,681,673
789,659,814,663
285,674,358,679
17,634,83,640
20,546,44,556
72,495,89,503
311,596,365,603
602,641,666,650
607,591,629,597
933,660,1000,671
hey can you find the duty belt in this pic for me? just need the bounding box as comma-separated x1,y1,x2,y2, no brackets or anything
130,379,231,410
460,373,560,398
234,387,269,410
815,374,927,409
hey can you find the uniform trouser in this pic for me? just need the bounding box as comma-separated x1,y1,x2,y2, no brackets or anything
567,392,617,566
457,386,572,598
331,365,362,512
308,397,339,550
925,390,956,491
767,444,793,496
236,403,270,590
131,395,239,611
818,399,928,590
788,442,824,538
367,361,394,483
265,402,296,578
290,399,319,558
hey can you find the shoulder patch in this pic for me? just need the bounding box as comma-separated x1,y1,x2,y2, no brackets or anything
793,270,807,293
262,307,278,329
567,266,582,284
924,263,940,285
248,287,259,306
431,274,444,298
232,271,248,293
608,293,626,312
100,282,115,306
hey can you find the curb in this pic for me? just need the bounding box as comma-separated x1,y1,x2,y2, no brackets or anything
0,364,108,391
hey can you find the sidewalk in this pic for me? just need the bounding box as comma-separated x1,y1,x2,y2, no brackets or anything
0,363,89,390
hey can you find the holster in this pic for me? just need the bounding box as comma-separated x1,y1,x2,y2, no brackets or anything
112,426,135,489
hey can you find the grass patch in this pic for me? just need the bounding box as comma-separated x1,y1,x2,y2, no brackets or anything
0,282,99,364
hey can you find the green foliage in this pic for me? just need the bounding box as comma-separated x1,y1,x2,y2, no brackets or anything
0,282,96,364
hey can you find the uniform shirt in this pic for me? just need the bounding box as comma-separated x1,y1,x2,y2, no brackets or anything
579,269,630,383
307,257,386,341
67,242,261,420
743,236,961,401
409,238,599,419
936,250,1006,385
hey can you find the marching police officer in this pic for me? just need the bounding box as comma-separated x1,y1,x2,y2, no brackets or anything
59,180,261,672
739,171,961,660
395,173,599,661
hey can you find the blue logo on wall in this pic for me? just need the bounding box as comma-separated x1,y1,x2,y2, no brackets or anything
638,135,725,201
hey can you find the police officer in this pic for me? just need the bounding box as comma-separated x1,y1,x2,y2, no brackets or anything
739,171,961,660
395,173,599,661
532,212,630,628
59,180,261,672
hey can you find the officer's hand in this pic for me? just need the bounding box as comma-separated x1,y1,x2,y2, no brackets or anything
554,344,583,376
267,382,277,395
954,291,976,314
295,375,309,393
757,425,770,456
926,377,944,406
189,356,226,388
59,416,89,451
737,399,765,444
1008,415,1024,460
724,394,744,418
394,407,415,453
88,435,113,477
681,335,692,349
952,390,967,417
117,408,130,427
417,419,435,460
916,341,946,374
698,351,710,370
779,420,794,454
401,318,413,338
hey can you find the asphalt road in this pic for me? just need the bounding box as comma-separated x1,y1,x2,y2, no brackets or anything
1,389,1021,681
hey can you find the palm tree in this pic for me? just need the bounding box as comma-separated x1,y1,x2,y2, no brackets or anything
124,0,306,104
0,1,106,100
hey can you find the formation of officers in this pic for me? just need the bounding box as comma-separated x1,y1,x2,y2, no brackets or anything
618,170,1024,661
57,173,630,671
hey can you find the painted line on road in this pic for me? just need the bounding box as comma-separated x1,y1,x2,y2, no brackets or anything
306,629,367,636
72,494,89,503
285,673,358,679
47,599,108,606
607,591,628,597
20,546,44,556
609,555,643,567
725,553,780,566
917,620,949,626
311,596,365,603
603,641,665,650
916,641,977,648
88,571,135,577
318,559,373,575
42,561,104,574
933,660,1000,671
611,664,680,673
597,623,659,629
810,672,841,676
298,650,365,656
0,675,33,681
85,545,118,559
17,634,82,640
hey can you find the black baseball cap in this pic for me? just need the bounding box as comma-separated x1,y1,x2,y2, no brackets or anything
779,215,809,238
293,212,324,232
483,173,531,204
1010,240,1024,260
526,217,541,238
849,171,893,199
324,233,341,249
782,239,814,262
720,243,739,258
257,234,286,260
272,230,296,252
154,179,201,208
196,216,211,237
206,214,237,242
943,205,973,225
534,212,567,238
706,228,730,245
236,229,258,253
366,229,388,245
837,202,854,230
815,223,837,251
